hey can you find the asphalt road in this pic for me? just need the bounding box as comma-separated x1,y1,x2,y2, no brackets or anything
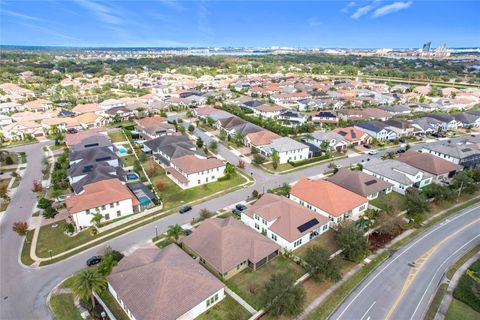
0,132,476,320
330,203,480,320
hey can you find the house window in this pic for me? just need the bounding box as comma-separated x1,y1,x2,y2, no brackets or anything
323,224,328,231
86,209,90,214
116,201,119,206
105,213,110,220
262,218,267,225
271,233,277,241
359,204,366,211
117,211,121,217
198,180,201,184
254,214,260,221
255,223,260,230
110,204,114,209
101,205,106,210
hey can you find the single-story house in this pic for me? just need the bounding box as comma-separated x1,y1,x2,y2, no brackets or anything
182,218,280,279
327,168,393,200
108,245,225,320
332,127,371,146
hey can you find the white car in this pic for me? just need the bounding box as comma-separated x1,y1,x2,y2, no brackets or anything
368,150,378,155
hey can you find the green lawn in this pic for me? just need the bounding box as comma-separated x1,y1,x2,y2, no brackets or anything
446,299,480,320
370,192,407,213
49,293,83,320
20,230,35,266
226,255,305,309
261,162,294,172
36,221,96,258
108,130,127,143
120,155,137,167
452,260,480,312
151,162,247,211
97,290,130,320
197,295,250,320
295,229,340,259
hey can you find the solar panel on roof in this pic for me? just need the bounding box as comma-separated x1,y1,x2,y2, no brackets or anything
350,130,357,139
364,180,377,186
461,148,472,152
297,218,320,233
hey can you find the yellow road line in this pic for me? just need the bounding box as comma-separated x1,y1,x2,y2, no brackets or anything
384,217,480,320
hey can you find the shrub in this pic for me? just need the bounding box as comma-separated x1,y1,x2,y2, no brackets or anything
5,156,13,165
155,181,165,192
12,221,28,236
289,154,331,167
37,197,53,210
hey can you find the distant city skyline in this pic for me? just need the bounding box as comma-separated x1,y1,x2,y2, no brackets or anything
1,1,479,48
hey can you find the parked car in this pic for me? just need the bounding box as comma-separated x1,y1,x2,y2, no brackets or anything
235,204,247,211
179,206,192,214
232,208,242,216
368,150,378,155
56,195,67,202
363,144,372,149
184,229,193,236
86,256,102,266
396,149,406,154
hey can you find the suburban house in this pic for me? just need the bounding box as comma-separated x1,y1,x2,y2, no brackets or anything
100,99,126,110
332,127,371,146
452,112,480,128
0,102,24,114
411,117,444,134
303,131,348,152
108,245,225,320
241,193,330,251
421,141,480,169
244,130,281,149
397,150,463,183
384,119,416,137
278,110,309,126
379,104,411,115
181,218,280,279
216,116,263,137
68,162,126,194
312,111,338,124
355,121,397,142
135,116,175,140
289,178,368,223
69,146,120,168
166,155,225,189
252,104,283,118
66,178,139,230
0,115,13,126
104,107,135,122
327,168,393,200
69,135,113,152
363,160,433,194
25,99,53,112
71,103,101,114
143,135,202,166
1,121,44,140
193,107,232,121
426,113,460,131
64,128,107,147
260,137,310,164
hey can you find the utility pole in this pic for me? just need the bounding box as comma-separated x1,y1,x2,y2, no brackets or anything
457,181,464,200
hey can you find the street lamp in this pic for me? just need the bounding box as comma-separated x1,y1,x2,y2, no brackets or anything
155,225,158,239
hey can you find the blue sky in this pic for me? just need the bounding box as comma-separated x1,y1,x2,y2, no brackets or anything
1,1,478,48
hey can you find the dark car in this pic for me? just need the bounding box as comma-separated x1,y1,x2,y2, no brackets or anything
232,208,242,216
396,149,406,154
363,144,372,149
86,256,102,266
179,205,192,214
235,204,247,211
184,229,193,236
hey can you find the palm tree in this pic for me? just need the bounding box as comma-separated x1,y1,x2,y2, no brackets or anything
71,268,107,307
90,212,103,227
167,224,185,243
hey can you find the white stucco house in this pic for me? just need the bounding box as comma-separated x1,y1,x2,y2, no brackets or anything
166,155,226,189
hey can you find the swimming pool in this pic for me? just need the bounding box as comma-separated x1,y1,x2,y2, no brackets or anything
127,172,139,180
118,146,127,154
139,196,152,206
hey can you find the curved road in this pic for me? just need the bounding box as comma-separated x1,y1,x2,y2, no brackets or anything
0,133,477,320
331,203,480,320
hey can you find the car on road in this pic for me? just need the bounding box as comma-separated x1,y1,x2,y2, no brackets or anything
396,149,406,154
184,229,192,236
56,195,67,202
232,208,242,216
235,204,247,211
363,144,371,149
86,256,102,266
368,150,378,155
179,206,192,214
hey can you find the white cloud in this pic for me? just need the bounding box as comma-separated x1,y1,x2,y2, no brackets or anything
341,1,357,13
373,1,412,18
2,9,48,22
351,4,374,19
74,0,123,25
307,17,321,27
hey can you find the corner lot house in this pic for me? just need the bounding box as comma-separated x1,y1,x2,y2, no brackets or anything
363,160,433,194
182,218,280,279
166,155,225,189
66,178,139,230
108,245,225,320
332,127,371,146
241,193,330,251
421,142,480,169
135,116,175,140
397,150,463,183
261,137,310,164
328,169,393,200
289,178,368,223
355,121,397,142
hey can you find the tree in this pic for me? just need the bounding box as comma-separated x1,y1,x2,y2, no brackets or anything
155,180,165,192
219,129,227,141
12,221,28,236
452,172,477,195
90,212,103,227
320,140,331,152
146,160,157,177
233,132,245,147
71,268,107,308
224,162,236,176
5,155,13,165
272,150,280,169
423,184,455,202
405,188,429,215
336,222,370,262
167,224,185,242
178,125,186,135
237,159,246,169
260,272,306,318
376,213,404,237
43,206,58,219
188,124,195,133
32,180,43,193
209,140,218,153
304,246,342,282
196,137,204,148
252,154,266,166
